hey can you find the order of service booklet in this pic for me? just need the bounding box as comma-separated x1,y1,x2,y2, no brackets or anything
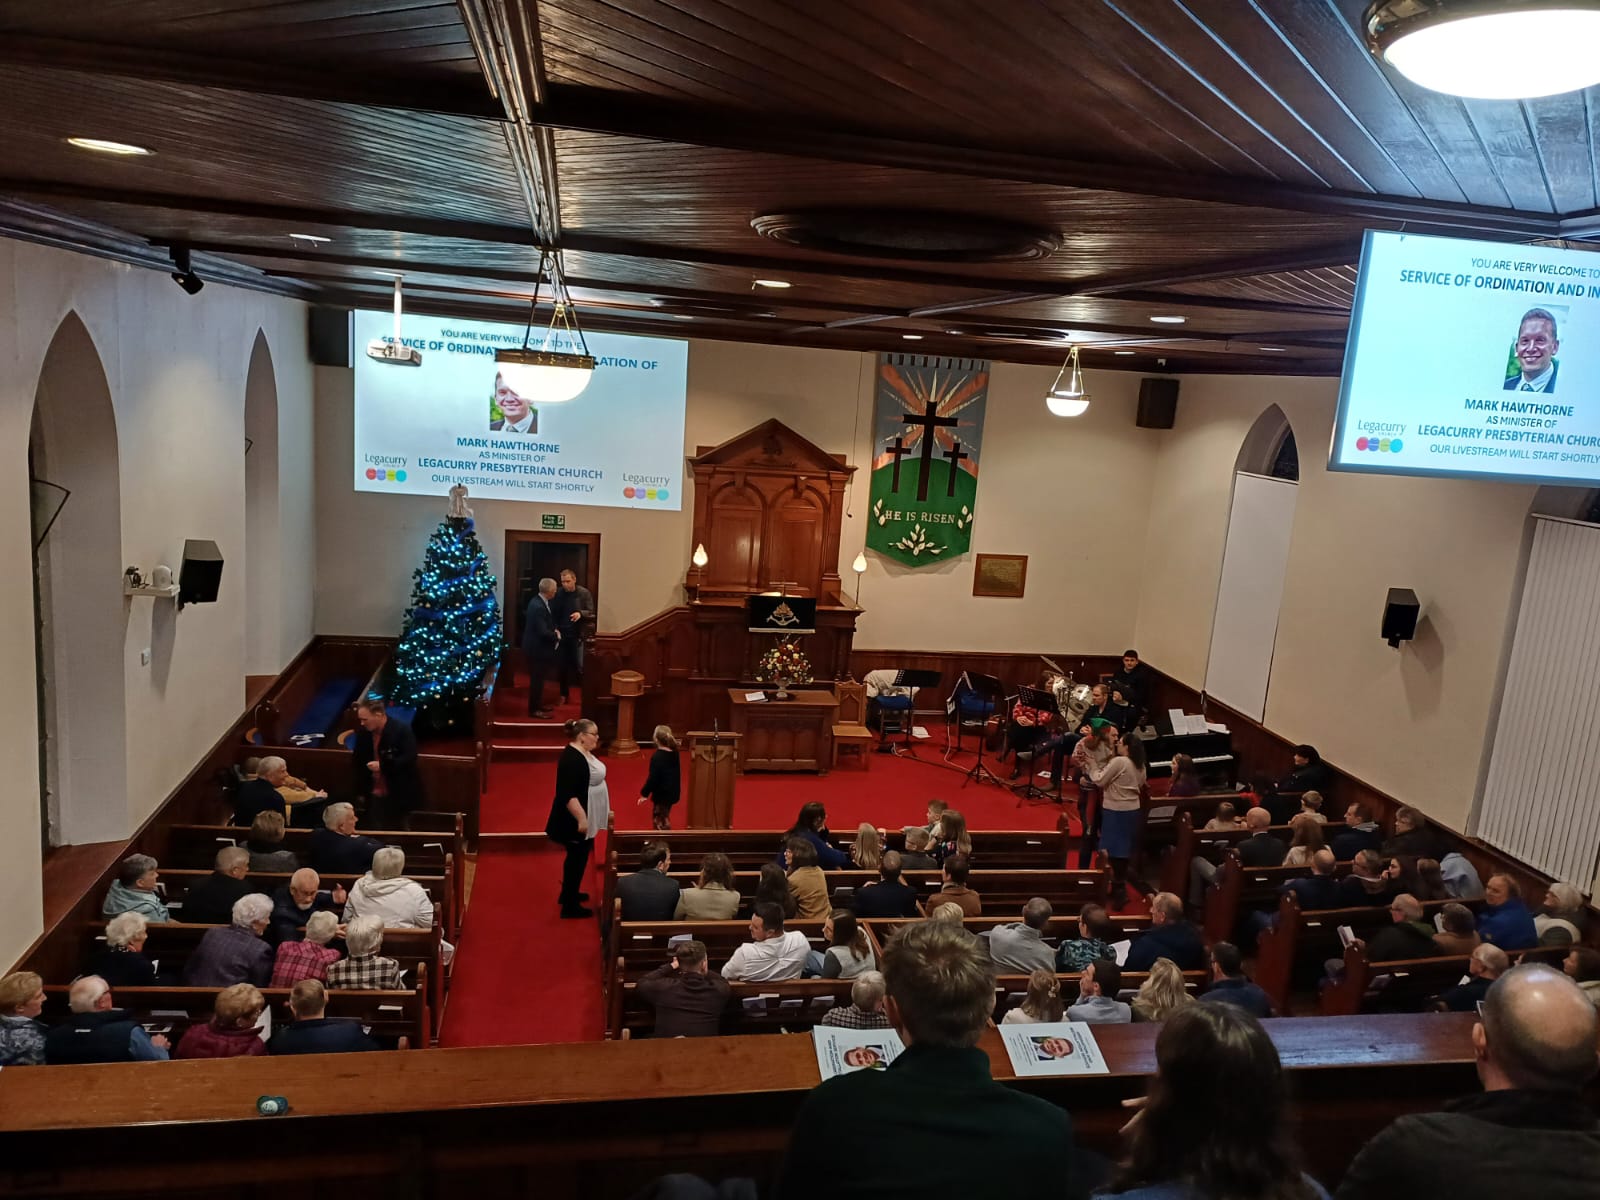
998,1021,1110,1077
812,1026,906,1080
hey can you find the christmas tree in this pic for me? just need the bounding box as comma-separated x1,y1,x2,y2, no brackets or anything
392,503,502,730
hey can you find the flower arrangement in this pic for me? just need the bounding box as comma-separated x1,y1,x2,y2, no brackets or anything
756,639,814,686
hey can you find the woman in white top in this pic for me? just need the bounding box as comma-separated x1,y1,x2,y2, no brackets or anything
1089,728,1148,911
1001,968,1064,1024
547,718,605,918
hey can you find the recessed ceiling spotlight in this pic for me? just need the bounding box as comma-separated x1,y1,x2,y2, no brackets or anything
1114,350,1136,356
66,136,151,156
753,278,792,289
902,334,924,340
1150,315,1187,324
1365,0,1600,100
1259,345,1288,352
288,233,331,244
666,313,694,320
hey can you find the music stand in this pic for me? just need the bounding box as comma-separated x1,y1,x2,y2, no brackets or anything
956,671,1007,787
887,669,942,756
1012,684,1066,806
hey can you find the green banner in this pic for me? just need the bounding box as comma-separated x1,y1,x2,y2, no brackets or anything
867,353,989,567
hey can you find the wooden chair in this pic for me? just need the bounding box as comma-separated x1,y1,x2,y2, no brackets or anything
831,676,874,770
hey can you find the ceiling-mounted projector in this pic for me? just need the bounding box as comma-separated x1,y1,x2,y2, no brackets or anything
367,275,422,365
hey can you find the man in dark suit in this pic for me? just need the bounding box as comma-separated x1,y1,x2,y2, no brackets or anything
1502,308,1560,393
269,981,379,1054
522,577,561,718
1237,806,1289,867
308,803,384,878
1125,892,1207,972
617,843,681,921
350,696,423,829
179,846,262,926
851,852,921,918
637,940,731,1038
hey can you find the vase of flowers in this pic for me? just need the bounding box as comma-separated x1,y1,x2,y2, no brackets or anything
756,639,813,700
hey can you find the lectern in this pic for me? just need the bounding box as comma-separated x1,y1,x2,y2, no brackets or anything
686,730,741,828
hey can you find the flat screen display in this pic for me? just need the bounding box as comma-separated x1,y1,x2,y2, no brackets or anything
1330,230,1600,485
353,310,689,508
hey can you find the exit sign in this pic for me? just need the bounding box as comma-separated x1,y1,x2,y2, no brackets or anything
541,513,566,531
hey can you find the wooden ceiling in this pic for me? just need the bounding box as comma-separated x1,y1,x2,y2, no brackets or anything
2,0,1597,376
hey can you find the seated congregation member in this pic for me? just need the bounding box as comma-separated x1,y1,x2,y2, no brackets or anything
785,837,831,921
1441,849,1485,899
1002,967,1065,1025
755,862,797,920
637,939,730,1038
930,808,972,865
1088,727,1148,905
984,897,1056,975
44,976,171,1064
1283,813,1326,868
102,853,171,923
1168,752,1203,798
0,971,47,1067
1241,774,1289,825
850,850,920,919
345,847,436,931
1337,850,1393,907
270,979,378,1055
1104,1003,1326,1200
674,853,740,920
326,915,405,991
931,853,981,917
1198,942,1272,1019
1366,894,1440,962
270,867,347,946
849,823,883,869
1477,874,1538,950
1297,790,1327,825
819,970,891,1030
1205,801,1245,831
1126,893,1205,972
351,695,424,830
1285,848,1344,911
82,912,158,988
1535,881,1588,945
1069,959,1132,1025
1338,964,1600,1200
721,903,810,983
261,755,330,827
1434,903,1482,956
1133,958,1197,1023
809,910,877,980
174,983,267,1059
617,843,681,922
1414,857,1451,902
779,801,851,870
271,910,343,987
1382,805,1444,860
1331,803,1382,860
774,920,1080,1199
1005,688,1057,779
1435,944,1510,1012
1057,903,1118,972
1563,947,1600,1009
1384,855,1423,898
185,893,274,987
310,802,384,876
246,810,301,872
231,758,285,827
1277,743,1333,797
898,826,938,870
180,845,260,926
1190,806,1283,907
929,902,966,923
637,725,681,832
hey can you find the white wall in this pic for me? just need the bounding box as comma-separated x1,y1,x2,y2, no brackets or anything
0,238,316,970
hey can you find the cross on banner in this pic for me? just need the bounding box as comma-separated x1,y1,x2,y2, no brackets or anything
885,436,912,492
941,440,968,497
902,400,959,502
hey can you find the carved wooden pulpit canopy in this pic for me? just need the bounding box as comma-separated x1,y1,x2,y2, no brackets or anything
684,419,856,605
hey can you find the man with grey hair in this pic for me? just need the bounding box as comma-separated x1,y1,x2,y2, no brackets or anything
44,976,171,1064
1126,891,1206,972
309,801,382,876
819,970,891,1030
180,845,261,926
522,576,562,718
102,853,170,922
326,915,405,990
776,921,1079,1197
983,897,1056,975
1437,943,1511,1013
269,866,348,946
898,827,938,871
260,754,329,821
184,893,274,987
1338,963,1600,1199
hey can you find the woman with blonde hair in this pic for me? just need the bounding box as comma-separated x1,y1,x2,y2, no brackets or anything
932,808,972,864
851,823,884,870
1002,967,1064,1024
0,971,47,1066
929,902,966,924
1132,957,1195,1023
1282,813,1325,867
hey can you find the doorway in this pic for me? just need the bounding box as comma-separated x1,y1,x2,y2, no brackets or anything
503,530,602,647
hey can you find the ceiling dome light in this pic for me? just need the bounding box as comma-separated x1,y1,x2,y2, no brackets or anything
1045,345,1091,418
1150,315,1187,324
1114,350,1136,356
901,333,924,340
1365,1,1600,99
288,232,331,244
753,278,792,288
495,253,595,403
66,136,152,156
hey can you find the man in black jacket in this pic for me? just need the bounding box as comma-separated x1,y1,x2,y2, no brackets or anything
1237,806,1289,867
617,843,681,921
309,802,384,877
231,758,284,827
1338,963,1600,1200
350,696,423,829
553,568,595,705
1126,892,1207,972
1382,806,1446,860
851,852,921,919
522,577,561,718
1278,744,1333,795
1364,894,1441,962
268,867,348,947
1109,650,1155,718
1331,803,1384,861
179,846,262,926
637,940,730,1038
269,980,379,1054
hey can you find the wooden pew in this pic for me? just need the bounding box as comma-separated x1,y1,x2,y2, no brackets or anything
42,972,429,1049
609,965,858,1040
251,639,390,747
1200,852,1356,944
1319,943,1567,1016
609,827,1074,871
1159,811,1348,895
862,913,1152,947
1139,791,1242,849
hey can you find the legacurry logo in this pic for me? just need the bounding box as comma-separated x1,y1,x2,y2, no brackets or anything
365,467,408,481
622,486,670,501
1354,437,1403,453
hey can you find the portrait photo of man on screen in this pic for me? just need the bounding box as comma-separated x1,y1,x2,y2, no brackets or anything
490,371,537,433
1504,307,1561,394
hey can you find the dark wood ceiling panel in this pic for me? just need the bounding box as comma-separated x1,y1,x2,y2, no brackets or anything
968,295,1351,340
1165,266,1359,310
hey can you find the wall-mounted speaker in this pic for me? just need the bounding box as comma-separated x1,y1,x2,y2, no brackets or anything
1382,587,1420,647
179,539,225,608
308,307,353,368
1136,378,1179,429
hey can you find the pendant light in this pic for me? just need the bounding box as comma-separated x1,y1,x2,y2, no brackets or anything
1045,345,1090,418
495,252,596,402
1364,1,1600,99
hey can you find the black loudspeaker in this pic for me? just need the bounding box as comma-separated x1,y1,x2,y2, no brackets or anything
308,307,353,368
179,539,225,608
1136,377,1179,428
1382,587,1420,648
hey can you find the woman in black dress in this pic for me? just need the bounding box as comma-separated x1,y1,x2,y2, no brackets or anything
548,718,601,918
637,725,681,831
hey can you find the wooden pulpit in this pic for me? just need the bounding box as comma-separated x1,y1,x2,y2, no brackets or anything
686,730,741,828
610,670,646,756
